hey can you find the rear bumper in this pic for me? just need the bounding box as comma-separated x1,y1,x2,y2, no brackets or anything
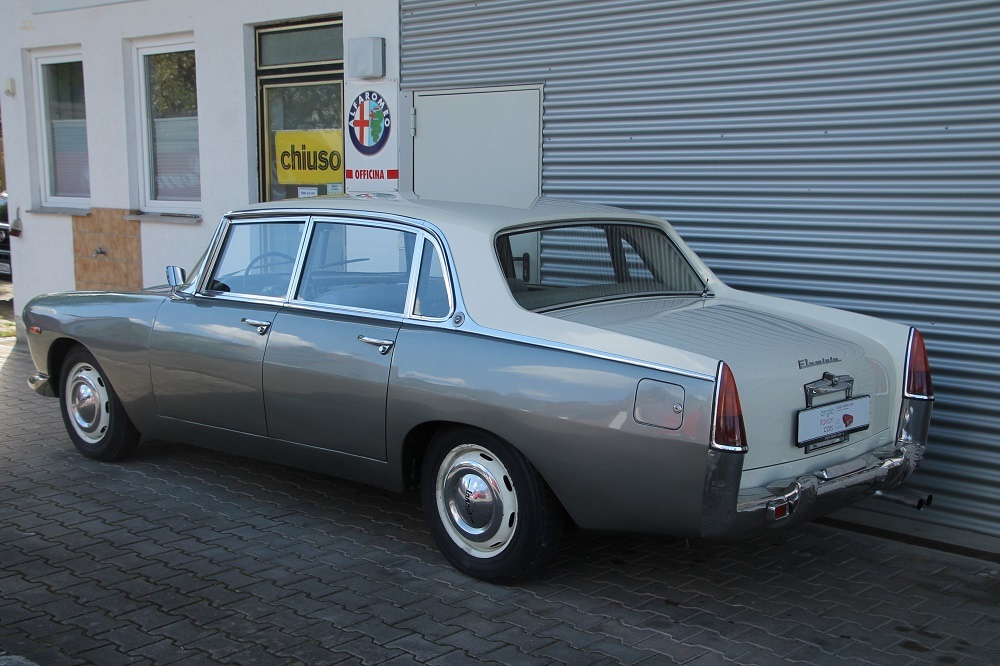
702,396,932,539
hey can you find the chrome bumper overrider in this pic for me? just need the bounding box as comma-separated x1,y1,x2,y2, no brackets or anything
28,373,56,398
701,397,932,539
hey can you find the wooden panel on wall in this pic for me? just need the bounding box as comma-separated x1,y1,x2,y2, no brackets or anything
72,208,143,292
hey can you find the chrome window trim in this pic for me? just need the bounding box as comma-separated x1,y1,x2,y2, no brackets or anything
492,218,710,305
285,216,315,306
197,215,309,300
283,299,406,323
290,215,419,317
285,218,313,302
248,211,456,323
178,219,225,296
195,215,232,295
226,208,431,228
402,233,424,317
409,234,456,323
193,291,288,307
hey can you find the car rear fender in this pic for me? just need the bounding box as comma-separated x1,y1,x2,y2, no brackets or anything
387,324,717,535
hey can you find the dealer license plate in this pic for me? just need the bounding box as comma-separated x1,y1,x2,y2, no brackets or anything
0,261,10,275
796,396,870,448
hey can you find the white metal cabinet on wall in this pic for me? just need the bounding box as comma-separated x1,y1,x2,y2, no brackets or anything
410,86,541,207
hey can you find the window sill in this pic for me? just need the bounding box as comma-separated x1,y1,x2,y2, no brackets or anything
124,212,202,225
26,207,92,216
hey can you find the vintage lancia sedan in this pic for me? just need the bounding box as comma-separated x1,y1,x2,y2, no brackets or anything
24,195,933,581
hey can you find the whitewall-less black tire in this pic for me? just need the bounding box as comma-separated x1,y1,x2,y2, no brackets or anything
59,346,140,461
421,428,563,582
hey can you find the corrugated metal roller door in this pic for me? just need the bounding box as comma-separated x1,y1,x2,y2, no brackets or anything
401,0,1000,537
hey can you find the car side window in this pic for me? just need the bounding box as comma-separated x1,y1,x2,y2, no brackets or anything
497,223,704,311
538,227,616,286
207,221,304,298
296,221,416,314
621,238,655,281
414,238,451,319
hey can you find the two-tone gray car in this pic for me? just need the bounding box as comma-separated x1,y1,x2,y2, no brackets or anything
24,195,933,581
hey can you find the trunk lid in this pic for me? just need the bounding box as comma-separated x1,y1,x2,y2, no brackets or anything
550,296,895,471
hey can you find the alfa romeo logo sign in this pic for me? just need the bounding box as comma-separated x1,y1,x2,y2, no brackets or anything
348,91,391,155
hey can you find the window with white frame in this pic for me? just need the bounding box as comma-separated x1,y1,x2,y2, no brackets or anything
36,53,90,206
135,40,200,211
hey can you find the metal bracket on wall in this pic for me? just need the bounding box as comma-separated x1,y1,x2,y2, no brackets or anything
10,207,22,237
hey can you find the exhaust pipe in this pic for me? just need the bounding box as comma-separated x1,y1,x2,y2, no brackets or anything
874,489,934,510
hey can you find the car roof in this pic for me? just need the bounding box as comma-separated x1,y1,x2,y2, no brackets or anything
227,193,660,235
224,193,721,379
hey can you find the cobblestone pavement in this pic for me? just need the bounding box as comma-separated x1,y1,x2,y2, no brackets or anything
0,280,15,338
1,339,998,665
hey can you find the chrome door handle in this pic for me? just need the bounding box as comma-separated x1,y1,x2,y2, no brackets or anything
241,318,271,335
358,335,395,355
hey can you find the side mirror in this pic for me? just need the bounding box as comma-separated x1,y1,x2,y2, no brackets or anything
166,265,188,299
166,265,187,287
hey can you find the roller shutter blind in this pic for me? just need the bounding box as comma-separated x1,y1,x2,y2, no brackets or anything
402,0,1000,537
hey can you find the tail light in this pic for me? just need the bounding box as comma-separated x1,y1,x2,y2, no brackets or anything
897,328,934,457
711,362,748,452
904,329,933,398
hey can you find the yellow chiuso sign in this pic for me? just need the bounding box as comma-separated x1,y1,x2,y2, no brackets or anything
275,130,344,185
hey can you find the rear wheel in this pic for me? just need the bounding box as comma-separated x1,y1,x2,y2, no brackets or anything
421,428,563,582
59,346,140,461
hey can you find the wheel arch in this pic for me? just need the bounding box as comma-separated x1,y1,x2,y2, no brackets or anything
46,337,83,398
400,420,476,491
399,421,557,498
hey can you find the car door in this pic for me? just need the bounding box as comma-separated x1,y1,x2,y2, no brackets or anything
262,218,430,461
148,216,307,435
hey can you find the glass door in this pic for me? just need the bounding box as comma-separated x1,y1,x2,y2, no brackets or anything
262,80,344,201
255,17,344,202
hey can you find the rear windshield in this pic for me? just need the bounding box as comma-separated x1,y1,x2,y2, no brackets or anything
496,223,704,311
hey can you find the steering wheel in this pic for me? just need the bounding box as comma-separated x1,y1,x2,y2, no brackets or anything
244,252,295,276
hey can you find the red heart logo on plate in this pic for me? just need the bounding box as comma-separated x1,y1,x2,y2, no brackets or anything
843,414,854,428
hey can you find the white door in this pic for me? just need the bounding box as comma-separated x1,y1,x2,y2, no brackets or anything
413,87,541,207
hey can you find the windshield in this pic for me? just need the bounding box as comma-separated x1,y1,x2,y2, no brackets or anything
496,223,705,311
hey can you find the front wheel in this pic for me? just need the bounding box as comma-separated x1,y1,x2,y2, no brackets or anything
59,346,140,461
421,428,563,582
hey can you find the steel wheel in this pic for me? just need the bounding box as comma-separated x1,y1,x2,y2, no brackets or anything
421,428,563,582
435,443,520,558
64,361,111,444
58,346,140,461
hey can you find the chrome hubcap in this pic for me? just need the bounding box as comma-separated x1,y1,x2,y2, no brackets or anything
436,444,518,558
65,362,110,443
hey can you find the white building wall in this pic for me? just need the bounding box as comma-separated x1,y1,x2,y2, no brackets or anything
0,0,400,331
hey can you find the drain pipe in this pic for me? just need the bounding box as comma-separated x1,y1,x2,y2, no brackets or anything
874,489,934,510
